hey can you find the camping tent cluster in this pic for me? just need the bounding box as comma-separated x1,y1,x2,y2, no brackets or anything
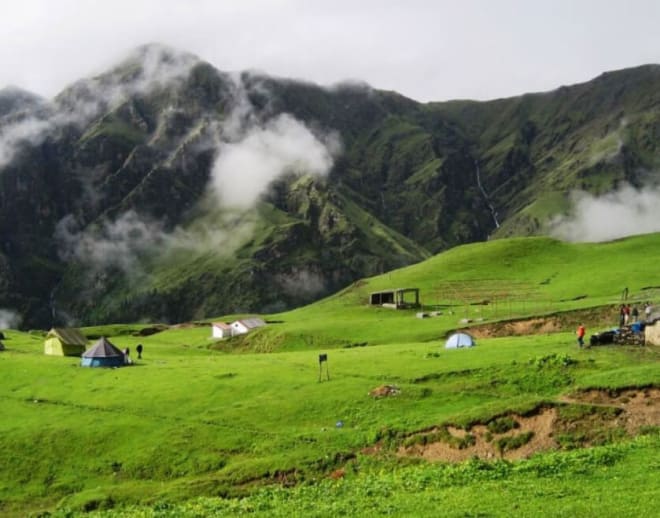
43,328,129,368
212,318,266,339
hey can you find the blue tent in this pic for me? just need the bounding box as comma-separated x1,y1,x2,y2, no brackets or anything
445,332,476,349
81,337,126,367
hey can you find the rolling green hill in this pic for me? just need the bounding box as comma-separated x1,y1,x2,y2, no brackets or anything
227,233,660,351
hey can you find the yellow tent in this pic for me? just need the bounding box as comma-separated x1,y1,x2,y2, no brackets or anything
44,328,88,356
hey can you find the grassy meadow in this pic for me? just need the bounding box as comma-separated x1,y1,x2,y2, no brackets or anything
1,234,660,516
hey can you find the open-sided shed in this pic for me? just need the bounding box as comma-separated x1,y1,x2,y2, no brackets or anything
370,288,420,309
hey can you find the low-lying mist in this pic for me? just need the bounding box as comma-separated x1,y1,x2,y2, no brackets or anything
550,183,660,242
0,308,21,329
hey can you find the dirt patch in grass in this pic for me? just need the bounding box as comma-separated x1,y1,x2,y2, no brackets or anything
396,387,659,462
464,306,617,338
369,385,400,398
466,317,561,338
560,387,660,434
398,408,556,462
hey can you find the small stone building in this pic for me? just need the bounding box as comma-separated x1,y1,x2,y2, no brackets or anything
644,319,660,345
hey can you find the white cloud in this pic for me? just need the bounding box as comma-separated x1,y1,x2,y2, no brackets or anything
0,44,197,169
550,184,660,242
0,116,51,167
210,113,337,208
55,211,165,273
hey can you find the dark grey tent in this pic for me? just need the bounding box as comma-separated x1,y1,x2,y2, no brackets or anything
81,337,125,367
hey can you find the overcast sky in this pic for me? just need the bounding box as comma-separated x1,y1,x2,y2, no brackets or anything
1,0,659,102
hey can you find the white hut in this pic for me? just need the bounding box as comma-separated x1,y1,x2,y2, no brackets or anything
231,318,266,336
211,322,233,339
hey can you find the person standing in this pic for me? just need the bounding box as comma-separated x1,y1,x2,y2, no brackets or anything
576,323,586,348
623,304,631,325
632,306,639,323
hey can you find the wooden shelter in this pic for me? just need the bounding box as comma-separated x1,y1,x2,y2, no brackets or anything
369,288,420,309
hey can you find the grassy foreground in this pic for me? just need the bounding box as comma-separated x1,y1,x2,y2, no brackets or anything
0,328,658,516
83,435,660,517
1,234,660,516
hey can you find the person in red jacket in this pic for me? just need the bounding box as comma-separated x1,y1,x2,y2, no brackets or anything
576,324,586,348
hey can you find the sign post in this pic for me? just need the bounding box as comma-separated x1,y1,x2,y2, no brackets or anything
318,353,329,382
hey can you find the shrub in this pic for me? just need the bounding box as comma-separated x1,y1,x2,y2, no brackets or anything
487,416,520,434
495,431,535,454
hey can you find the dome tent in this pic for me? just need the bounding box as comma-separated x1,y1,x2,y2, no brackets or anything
445,332,476,349
81,337,126,367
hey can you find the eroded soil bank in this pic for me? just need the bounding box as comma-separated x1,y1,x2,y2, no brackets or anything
462,305,620,339
396,387,659,462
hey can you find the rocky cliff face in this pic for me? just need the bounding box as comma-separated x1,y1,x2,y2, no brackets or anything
1,45,659,327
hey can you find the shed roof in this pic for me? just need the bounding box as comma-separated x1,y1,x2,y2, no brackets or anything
82,337,124,358
236,318,266,329
212,322,232,329
47,327,88,346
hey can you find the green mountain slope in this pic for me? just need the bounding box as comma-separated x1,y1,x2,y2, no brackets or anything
429,65,660,235
1,45,659,327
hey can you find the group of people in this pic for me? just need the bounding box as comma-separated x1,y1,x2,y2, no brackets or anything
619,302,653,327
618,302,653,327
577,301,655,348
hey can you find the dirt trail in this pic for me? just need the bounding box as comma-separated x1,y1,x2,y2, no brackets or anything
396,388,659,463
